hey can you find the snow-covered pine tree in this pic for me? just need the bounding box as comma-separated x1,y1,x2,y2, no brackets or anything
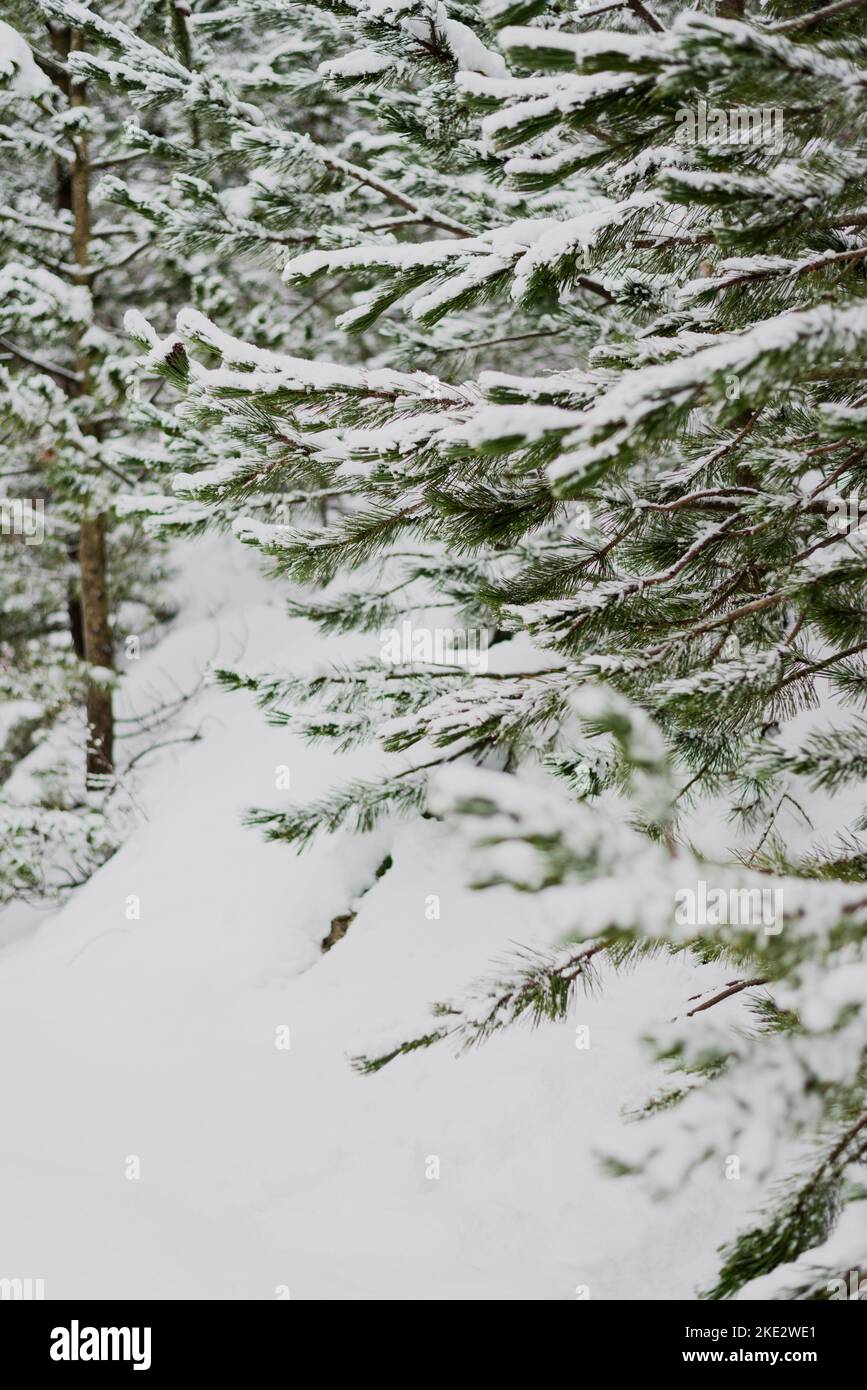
115,0,867,1296
45,0,522,540
0,4,202,899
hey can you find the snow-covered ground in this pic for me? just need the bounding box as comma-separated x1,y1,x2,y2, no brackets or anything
0,538,760,1299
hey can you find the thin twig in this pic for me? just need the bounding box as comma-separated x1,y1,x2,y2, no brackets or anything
124,730,203,773
432,327,571,354
770,0,867,32
686,977,770,1017
0,334,81,386
625,0,665,32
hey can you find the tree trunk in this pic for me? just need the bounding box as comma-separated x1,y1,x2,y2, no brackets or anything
79,515,113,781
67,582,85,659
67,27,115,787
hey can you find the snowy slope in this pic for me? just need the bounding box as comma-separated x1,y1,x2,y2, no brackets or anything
0,538,758,1299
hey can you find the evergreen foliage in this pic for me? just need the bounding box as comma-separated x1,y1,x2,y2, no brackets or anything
0,2,181,896
29,0,867,1296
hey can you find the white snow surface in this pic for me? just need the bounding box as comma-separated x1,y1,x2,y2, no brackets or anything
318,49,397,80
0,21,52,96
0,538,756,1299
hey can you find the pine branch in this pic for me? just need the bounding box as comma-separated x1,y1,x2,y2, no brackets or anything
0,335,81,387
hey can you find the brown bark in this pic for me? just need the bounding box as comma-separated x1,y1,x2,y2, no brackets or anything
67,583,85,660
42,26,115,784
67,28,115,786
79,515,114,780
